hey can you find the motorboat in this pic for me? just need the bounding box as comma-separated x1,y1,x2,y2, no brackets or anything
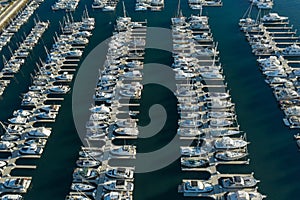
215,150,248,161
103,179,134,191
103,191,131,200
0,141,15,150
25,127,51,137
114,127,139,136
214,137,248,149
207,111,235,119
105,167,134,179
71,182,95,191
76,159,101,168
181,180,213,193
19,144,43,155
66,194,91,200
180,146,209,157
261,12,288,22
209,119,234,127
3,178,31,190
225,190,265,200
177,128,203,137
110,145,136,157
89,104,111,113
220,175,259,189
281,43,300,56
181,157,209,168
178,119,203,128
73,168,99,180
0,194,23,200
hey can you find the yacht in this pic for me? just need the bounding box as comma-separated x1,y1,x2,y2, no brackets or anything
261,12,288,22
73,168,99,180
89,104,111,113
181,180,213,193
103,191,132,200
110,145,136,157
284,106,300,116
0,194,23,200
76,159,101,168
3,178,31,191
8,115,28,124
19,144,43,155
225,190,265,200
281,44,300,56
178,119,203,128
181,146,208,157
215,150,248,161
47,85,70,94
209,119,234,127
105,167,134,179
71,182,96,191
66,194,91,200
220,175,259,189
207,111,235,119
204,92,230,100
177,128,203,137
103,179,134,192
114,127,139,136
25,127,52,137
181,157,209,168
0,141,15,150
214,137,248,149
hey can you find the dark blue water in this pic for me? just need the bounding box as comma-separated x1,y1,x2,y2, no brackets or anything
0,0,299,199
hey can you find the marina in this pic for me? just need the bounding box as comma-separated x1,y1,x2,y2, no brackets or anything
0,0,297,200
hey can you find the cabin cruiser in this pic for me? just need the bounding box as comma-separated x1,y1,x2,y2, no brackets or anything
181,157,209,168
103,179,134,192
0,141,15,150
204,92,230,100
281,43,300,56
204,128,241,137
19,144,43,155
209,119,234,127
106,167,134,179
25,127,51,137
214,137,248,149
207,111,235,119
3,178,31,191
66,194,91,200
261,12,288,22
8,115,28,124
181,146,209,157
73,168,99,180
284,106,300,116
47,85,70,94
76,159,101,168
89,104,111,113
215,150,248,161
285,116,300,127
220,175,259,189
1,134,20,141
0,194,23,200
114,127,139,136
102,191,132,200
110,145,136,157
71,182,96,191
206,99,234,109
179,119,203,128
181,180,213,193
225,190,265,200
115,119,137,128
177,128,203,137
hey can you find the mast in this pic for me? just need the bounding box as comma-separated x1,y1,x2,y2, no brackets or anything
176,0,181,17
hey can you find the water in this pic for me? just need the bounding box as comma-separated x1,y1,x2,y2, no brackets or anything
0,0,299,199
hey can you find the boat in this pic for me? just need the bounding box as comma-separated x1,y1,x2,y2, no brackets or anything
0,194,23,200
177,128,203,137
225,190,265,200
102,191,132,200
0,141,15,150
261,12,288,22
207,111,235,119
76,159,101,168
181,157,209,168
71,182,95,191
105,167,134,179
25,127,51,137
73,168,99,180
215,150,248,161
220,175,259,189
66,194,91,200
103,179,134,191
110,145,136,157
114,127,139,136
209,119,234,127
181,180,213,193
3,178,31,190
281,43,300,56
214,137,248,149
19,144,43,155
180,146,209,157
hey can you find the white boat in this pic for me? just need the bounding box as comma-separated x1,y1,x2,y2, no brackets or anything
73,168,99,180
103,191,131,200
66,194,91,200
47,85,70,94
214,137,248,149
209,119,234,127
0,141,15,150
220,175,259,189
215,151,248,161
0,194,23,200
207,111,235,119
114,127,139,136
177,128,203,137
25,127,51,137
179,119,203,128
105,167,134,179
3,178,31,190
103,179,134,191
89,104,111,113
261,13,288,22
8,115,28,124
110,145,136,157
180,146,208,157
71,182,95,191
181,180,213,193
282,43,300,56
181,157,209,168
76,159,101,168
19,144,43,155
226,190,265,200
